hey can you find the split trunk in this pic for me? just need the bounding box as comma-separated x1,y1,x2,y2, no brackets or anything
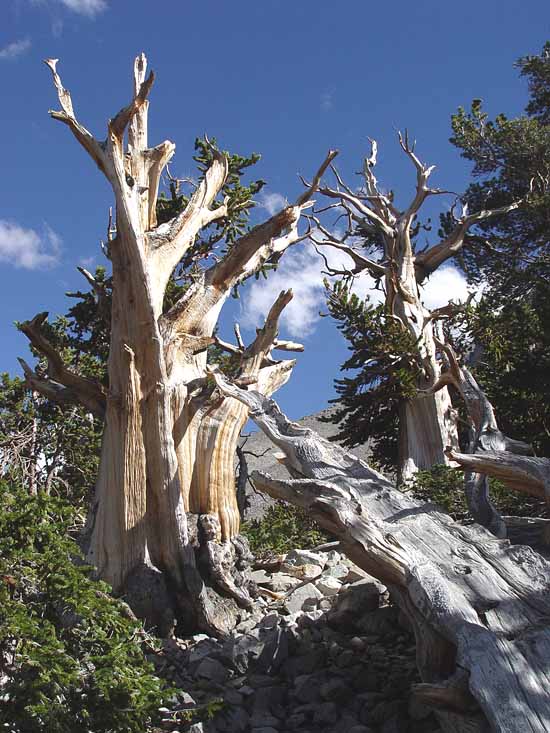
19,54,332,634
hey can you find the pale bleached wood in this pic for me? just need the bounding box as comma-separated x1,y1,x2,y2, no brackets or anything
313,135,522,480
214,375,550,733
20,54,333,634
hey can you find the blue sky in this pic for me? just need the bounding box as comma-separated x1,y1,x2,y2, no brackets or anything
1,0,549,419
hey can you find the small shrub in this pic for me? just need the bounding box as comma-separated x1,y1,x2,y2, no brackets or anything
0,480,173,733
242,501,331,557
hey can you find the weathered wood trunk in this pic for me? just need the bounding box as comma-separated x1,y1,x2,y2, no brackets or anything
19,54,332,634
215,374,550,733
393,269,458,480
422,341,536,539
315,135,520,480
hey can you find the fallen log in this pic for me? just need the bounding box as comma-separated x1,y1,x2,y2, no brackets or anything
214,372,550,733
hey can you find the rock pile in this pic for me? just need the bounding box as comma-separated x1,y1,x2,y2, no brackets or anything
152,547,443,733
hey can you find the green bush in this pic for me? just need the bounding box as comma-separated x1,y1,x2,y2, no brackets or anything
242,501,331,557
404,464,548,521
0,480,173,733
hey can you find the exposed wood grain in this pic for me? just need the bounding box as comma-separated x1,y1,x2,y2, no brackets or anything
214,375,550,733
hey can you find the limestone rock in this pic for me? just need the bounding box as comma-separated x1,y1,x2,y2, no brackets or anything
281,562,322,580
328,578,384,628
285,549,327,568
195,656,229,683
315,575,342,596
284,582,323,614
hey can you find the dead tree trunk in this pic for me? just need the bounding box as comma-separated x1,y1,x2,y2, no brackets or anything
312,134,522,480
421,341,535,539
18,54,333,634
214,373,550,733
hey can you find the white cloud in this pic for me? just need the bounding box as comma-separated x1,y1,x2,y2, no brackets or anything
35,0,107,17
59,0,107,15
257,191,288,217
240,241,375,338
241,242,473,340
51,18,64,37
420,266,471,309
241,245,324,337
0,220,61,270
0,39,31,60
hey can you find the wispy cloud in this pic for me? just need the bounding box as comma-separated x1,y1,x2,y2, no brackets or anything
241,245,325,337
0,38,31,61
31,0,108,18
257,191,288,217
0,221,61,270
51,18,64,37
320,90,333,112
58,0,108,16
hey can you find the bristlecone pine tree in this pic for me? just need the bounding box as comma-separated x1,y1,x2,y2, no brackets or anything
313,134,522,480
18,53,333,635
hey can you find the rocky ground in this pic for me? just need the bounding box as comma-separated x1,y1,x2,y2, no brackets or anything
151,547,443,733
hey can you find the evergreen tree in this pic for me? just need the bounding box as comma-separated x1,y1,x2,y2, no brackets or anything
450,41,550,455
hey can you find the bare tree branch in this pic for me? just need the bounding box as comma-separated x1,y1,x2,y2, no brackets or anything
447,449,550,501
234,323,245,350
296,149,339,205
110,54,155,140
398,130,452,222
245,289,294,357
317,185,395,237
18,313,106,417
76,266,111,321
207,203,311,290
415,200,523,282
214,336,242,356
149,151,228,294
273,339,304,352
44,58,108,176
309,214,386,278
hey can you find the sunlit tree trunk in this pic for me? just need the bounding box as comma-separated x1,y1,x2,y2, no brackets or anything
19,54,331,633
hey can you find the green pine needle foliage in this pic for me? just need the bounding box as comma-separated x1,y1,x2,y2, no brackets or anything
242,502,330,557
156,135,268,288
455,282,550,457
0,481,173,733
404,464,549,521
323,280,420,472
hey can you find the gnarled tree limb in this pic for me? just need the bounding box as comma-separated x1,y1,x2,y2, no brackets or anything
213,375,550,733
424,341,533,537
45,58,108,175
414,200,523,283
18,313,106,418
447,450,550,502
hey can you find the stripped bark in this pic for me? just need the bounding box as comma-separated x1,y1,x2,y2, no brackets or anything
312,133,522,479
19,54,330,634
214,374,550,733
